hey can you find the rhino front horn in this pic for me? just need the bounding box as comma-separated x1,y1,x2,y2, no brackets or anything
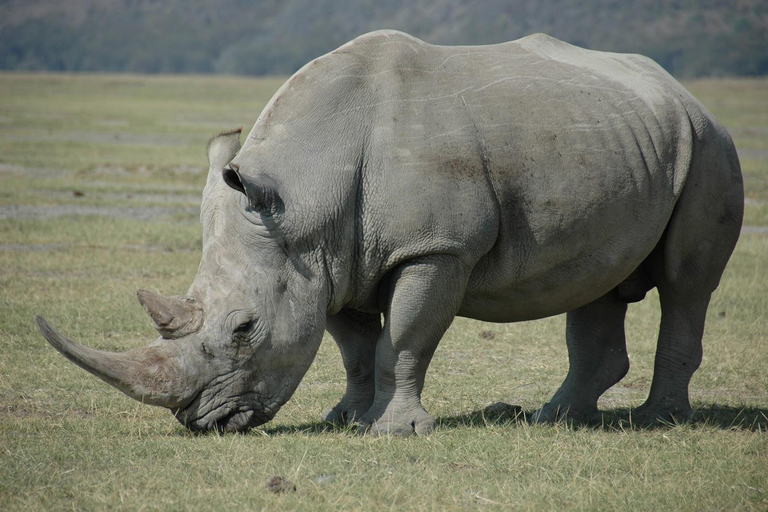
136,290,203,339
34,315,194,409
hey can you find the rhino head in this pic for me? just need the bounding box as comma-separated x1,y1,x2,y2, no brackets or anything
36,128,330,432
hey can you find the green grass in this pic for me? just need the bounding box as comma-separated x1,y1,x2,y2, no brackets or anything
685,79,768,225
1,73,767,511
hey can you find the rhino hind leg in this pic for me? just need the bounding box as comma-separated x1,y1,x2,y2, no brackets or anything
358,255,471,436
634,125,743,425
531,292,630,424
632,293,709,424
322,309,381,425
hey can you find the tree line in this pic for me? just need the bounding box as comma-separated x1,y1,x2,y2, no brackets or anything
1,0,765,78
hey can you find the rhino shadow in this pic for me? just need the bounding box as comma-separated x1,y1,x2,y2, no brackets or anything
174,403,767,436
437,403,768,432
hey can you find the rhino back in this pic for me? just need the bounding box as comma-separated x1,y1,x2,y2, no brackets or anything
328,31,701,319
238,31,707,318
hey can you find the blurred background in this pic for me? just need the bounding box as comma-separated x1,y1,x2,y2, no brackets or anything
1,0,766,78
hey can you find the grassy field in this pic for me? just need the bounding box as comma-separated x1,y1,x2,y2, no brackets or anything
1,72,766,511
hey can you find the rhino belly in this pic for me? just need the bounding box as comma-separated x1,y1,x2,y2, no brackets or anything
459,184,673,322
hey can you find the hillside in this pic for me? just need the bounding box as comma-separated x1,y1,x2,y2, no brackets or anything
1,0,766,77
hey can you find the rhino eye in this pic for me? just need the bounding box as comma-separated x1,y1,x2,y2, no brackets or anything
233,320,254,336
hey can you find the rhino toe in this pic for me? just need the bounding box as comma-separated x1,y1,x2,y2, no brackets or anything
321,398,373,426
357,408,435,436
631,400,694,427
529,402,601,425
322,406,363,426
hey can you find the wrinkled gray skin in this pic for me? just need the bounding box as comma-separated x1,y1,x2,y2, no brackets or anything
37,31,743,434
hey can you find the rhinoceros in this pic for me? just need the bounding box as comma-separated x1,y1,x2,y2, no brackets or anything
36,30,743,435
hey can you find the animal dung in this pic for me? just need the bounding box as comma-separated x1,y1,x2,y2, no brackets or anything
266,475,296,493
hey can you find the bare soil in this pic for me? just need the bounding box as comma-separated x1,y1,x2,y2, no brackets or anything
0,204,198,221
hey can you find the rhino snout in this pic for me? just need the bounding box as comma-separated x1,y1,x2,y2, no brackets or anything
175,407,268,433
172,381,282,433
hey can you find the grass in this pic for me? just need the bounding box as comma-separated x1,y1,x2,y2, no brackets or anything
685,79,768,226
1,72,767,511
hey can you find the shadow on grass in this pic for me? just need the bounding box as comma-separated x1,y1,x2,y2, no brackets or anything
172,420,339,438
175,403,768,437
437,402,768,432
260,403,768,436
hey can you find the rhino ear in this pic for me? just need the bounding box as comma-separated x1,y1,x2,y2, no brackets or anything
207,128,242,169
223,165,284,217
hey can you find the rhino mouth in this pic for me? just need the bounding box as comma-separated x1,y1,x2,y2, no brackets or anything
208,410,257,433
172,390,273,433
174,406,264,433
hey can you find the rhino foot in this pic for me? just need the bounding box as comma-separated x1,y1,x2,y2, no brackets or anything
321,400,371,426
631,400,693,427
529,402,601,425
357,406,435,436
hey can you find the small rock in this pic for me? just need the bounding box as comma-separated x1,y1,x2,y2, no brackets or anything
266,475,296,493
313,474,337,486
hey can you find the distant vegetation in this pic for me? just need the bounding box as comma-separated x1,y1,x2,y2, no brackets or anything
0,0,766,78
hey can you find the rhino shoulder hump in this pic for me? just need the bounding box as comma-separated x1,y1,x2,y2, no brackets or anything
333,30,429,54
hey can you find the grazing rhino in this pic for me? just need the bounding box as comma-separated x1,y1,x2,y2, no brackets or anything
36,30,743,435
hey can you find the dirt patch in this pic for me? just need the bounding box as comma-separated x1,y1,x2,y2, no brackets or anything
5,131,193,147
0,243,68,252
0,204,199,222
95,119,130,128
78,163,205,177
74,179,202,192
738,149,768,160
38,189,201,205
0,242,196,253
1,163,205,189
742,226,768,234
0,163,67,178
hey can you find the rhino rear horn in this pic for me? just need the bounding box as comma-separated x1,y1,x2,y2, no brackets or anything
137,290,203,339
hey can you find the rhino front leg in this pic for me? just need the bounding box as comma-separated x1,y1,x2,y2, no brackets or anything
531,292,629,424
358,255,470,436
322,309,381,424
